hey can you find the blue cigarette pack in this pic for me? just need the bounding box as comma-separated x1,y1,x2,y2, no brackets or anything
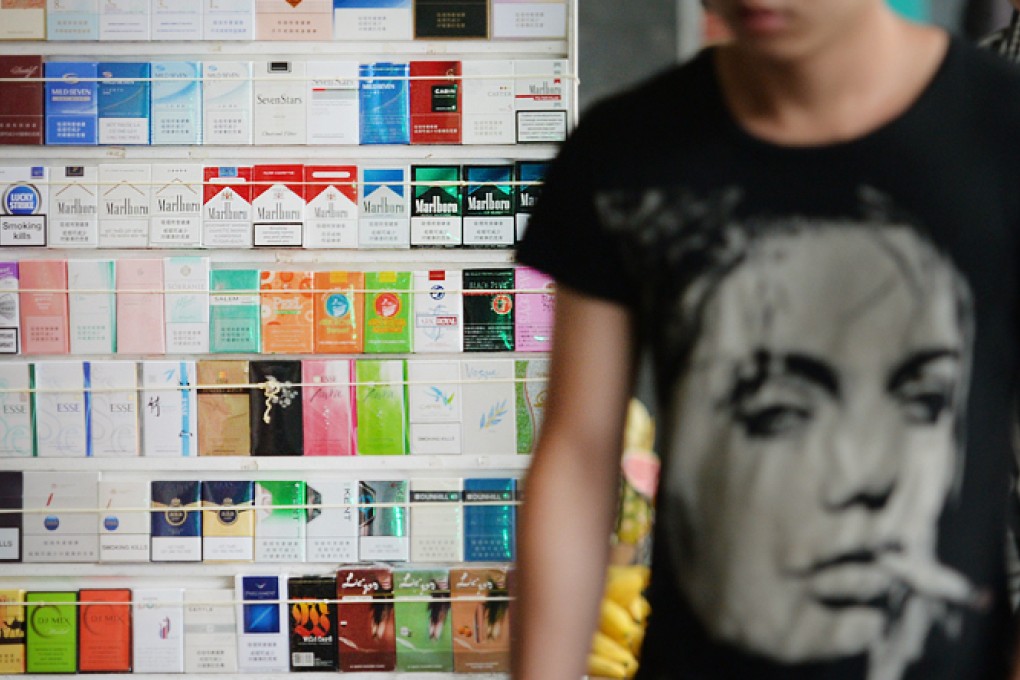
151,61,203,146
98,62,151,146
45,61,98,146
359,62,410,145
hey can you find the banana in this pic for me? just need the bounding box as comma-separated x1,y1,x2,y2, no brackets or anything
587,653,629,679
627,594,651,626
604,566,649,607
627,624,646,656
600,599,642,648
592,631,638,669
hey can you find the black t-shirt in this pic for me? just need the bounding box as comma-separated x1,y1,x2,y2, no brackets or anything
518,39,1020,680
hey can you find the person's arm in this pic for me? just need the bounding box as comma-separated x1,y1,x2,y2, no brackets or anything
512,284,638,680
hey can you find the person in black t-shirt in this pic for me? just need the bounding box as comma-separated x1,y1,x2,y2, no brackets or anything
512,1,1020,679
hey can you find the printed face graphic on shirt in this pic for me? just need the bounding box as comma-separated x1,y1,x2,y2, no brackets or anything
658,225,976,680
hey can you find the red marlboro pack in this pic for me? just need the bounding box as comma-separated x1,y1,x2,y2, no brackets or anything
304,165,358,249
0,56,43,146
336,567,396,672
410,61,462,145
252,164,304,248
203,166,253,248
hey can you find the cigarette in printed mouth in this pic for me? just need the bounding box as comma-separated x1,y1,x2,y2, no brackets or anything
881,555,976,605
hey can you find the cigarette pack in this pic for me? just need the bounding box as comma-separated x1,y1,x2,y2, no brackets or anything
164,256,210,354
260,271,314,354
46,0,98,40
0,263,17,354
203,166,253,248
514,160,548,241
253,60,307,145
151,164,204,248
116,258,165,355
333,0,411,41
514,266,554,351
304,165,358,249
463,164,514,246
414,0,485,36
235,575,289,673
359,62,410,145
45,62,97,146
409,61,461,144
257,0,332,40
49,165,99,248
461,359,516,456
210,269,261,353
492,0,566,38
0,55,42,145
132,589,184,673
335,566,396,671
461,60,514,145
98,480,150,562
140,361,198,457
364,271,411,353
99,164,151,248
356,360,408,455
67,259,114,355
411,164,461,246
0,472,22,560
254,480,305,562
97,62,151,146
202,480,255,562
85,360,139,457
0,0,43,39
409,478,463,562
1,166,47,247
0,366,31,456
407,360,461,454
514,59,569,143
359,166,410,249
25,592,77,673
516,358,549,453
450,567,510,672
203,61,253,146
78,589,131,673
32,362,87,457
307,61,360,145
250,359,304,455
393,568,453,672
253,164,304,248
313,272,363,353
463,268,514,351
151,61,202,146
99,0,149,40
412,270,463,354
358,480,409,560
288,576,338,671
197,360,251,456
302,359,356,456
204,0,254,40
150,480,201,561
464,477,516,561
184,588,238,674
23,471,99,562
0,589,25,673
152,0,202,40
18,259,67,354
304,478,358,562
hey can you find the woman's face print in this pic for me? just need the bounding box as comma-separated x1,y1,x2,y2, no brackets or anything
663,226,972,664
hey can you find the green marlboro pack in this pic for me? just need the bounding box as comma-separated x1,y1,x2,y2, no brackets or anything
26,591,77,673
356,360,408,455
364,272,412,354
394,569,453,672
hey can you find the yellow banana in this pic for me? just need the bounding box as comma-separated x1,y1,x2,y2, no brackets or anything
587,653,629,679
604,566,649,607
627,594,651,626
600,599,642,648
627,624,646,656
592,630,638,669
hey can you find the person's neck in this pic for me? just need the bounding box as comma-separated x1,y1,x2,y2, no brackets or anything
715,10,948,146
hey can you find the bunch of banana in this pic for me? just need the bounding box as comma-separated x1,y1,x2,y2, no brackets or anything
586,565,651,679
615,399,659,548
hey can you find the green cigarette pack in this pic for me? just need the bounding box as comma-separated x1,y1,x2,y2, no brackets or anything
394,569,453,672
26,591,77,673
355,360,408,455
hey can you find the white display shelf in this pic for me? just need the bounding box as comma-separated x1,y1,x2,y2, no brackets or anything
2,674,507,680
0,562,512,578
4,247,517,264
1,454,531,473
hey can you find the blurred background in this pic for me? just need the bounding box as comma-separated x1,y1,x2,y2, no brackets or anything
579,0,1008,112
